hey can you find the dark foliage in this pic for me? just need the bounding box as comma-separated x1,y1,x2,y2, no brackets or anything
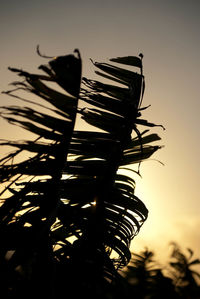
0,48,163,298
123,243,200,299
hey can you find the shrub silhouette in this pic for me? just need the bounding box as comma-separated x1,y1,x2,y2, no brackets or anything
123,243,200,299
0,48,163,298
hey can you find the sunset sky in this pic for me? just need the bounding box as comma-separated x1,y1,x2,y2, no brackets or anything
1,0,200,263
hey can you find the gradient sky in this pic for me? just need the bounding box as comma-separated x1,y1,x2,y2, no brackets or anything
1,0,200,263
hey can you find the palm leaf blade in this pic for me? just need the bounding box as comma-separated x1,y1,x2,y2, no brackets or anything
0,49,163,296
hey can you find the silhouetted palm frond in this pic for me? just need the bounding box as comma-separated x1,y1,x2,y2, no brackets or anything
0,49,162,297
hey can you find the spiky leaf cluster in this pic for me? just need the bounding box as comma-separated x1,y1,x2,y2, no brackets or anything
0,49,162,296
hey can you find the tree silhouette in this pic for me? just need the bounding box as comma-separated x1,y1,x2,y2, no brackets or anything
123,248,177,298
0,48,162,298
168,242,200,298
122,244,200,299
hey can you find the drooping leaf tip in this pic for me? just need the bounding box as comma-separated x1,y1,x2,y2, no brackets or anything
36,45,54,59
74,49,81,59
139,53,144,59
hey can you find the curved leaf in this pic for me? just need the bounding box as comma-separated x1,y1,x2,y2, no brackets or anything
110,56,142,68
